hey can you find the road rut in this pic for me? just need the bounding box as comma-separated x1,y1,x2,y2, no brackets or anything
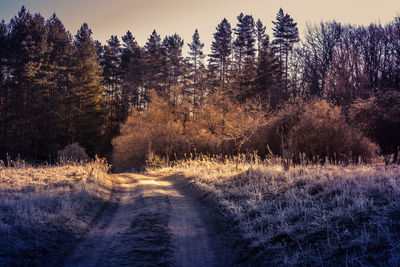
64,173,234,266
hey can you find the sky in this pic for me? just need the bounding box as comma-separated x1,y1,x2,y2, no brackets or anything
0,0,399,54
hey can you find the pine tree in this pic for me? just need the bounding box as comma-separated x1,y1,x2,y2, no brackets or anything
272,8,299,89
2,7,30,158
255,36,280,107
6,7,51,159
0,19,8,157
94,40,104,64
161,33,185,102
72,23,105,156
144,30,163,94
233,13,246,84
44,14,76,157
256,19,267,54
209,18,232,92
233,13,256,100
103,35,122,96
102,35,123,155
121,30,143,111
187,29,205,107
0,20,7,88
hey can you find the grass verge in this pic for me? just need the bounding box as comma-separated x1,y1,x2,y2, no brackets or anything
150,157,400,266
0,158,112,265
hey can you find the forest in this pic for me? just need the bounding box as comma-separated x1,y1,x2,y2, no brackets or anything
0,6,399,167
2,5,400,266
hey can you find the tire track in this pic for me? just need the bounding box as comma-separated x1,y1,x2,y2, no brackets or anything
63,173,235,266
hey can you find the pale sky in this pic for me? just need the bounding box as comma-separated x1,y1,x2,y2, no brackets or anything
0,0,399,54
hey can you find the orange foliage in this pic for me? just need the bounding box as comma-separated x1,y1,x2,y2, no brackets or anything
113,92,378,170
258,98,378,163
112,90,265,170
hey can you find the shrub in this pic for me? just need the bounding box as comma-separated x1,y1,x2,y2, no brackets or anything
57,143,89,162
112,91,189,171
112,90,265,171
113,92,377,169
259,98,379,163
350,90,400,163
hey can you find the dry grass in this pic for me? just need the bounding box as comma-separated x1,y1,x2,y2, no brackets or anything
0,158,112,265
150,157,400,266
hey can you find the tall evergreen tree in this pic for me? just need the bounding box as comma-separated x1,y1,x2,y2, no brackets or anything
102,35,123,155
187,29,205,106
94,40,104,64
233,13,246,85
161,33,185,102
6,8,51,159
103,35,122,96
255,36,280,107
144,30,163,94
209,18,232,92
0,19,8,157
72,23,105,156
233,13,257,100
256,19,267,54
272,8,299,90
44,14,76,156
121,30,143,111
0,19,7,89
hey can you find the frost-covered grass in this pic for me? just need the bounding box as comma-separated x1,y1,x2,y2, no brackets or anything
0,158,113,265
151,157,400,266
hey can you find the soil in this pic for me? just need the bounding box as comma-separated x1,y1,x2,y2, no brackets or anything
63,173,241,266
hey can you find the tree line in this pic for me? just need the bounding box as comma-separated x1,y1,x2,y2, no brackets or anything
1,6,399,164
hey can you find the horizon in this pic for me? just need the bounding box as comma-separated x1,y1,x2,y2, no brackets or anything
0,0,399,54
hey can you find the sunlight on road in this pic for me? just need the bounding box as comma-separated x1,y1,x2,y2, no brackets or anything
115,173,183,198
138,179,172,187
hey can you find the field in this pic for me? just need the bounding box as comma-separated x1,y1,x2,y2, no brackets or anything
0,158,112,266
150,157,400,266
2,155,400,266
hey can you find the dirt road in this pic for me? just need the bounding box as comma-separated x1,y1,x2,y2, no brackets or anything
63,173,236,266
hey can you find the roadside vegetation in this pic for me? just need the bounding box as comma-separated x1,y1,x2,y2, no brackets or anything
0,157,112,265
113,93,381,171
150,156,400,266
